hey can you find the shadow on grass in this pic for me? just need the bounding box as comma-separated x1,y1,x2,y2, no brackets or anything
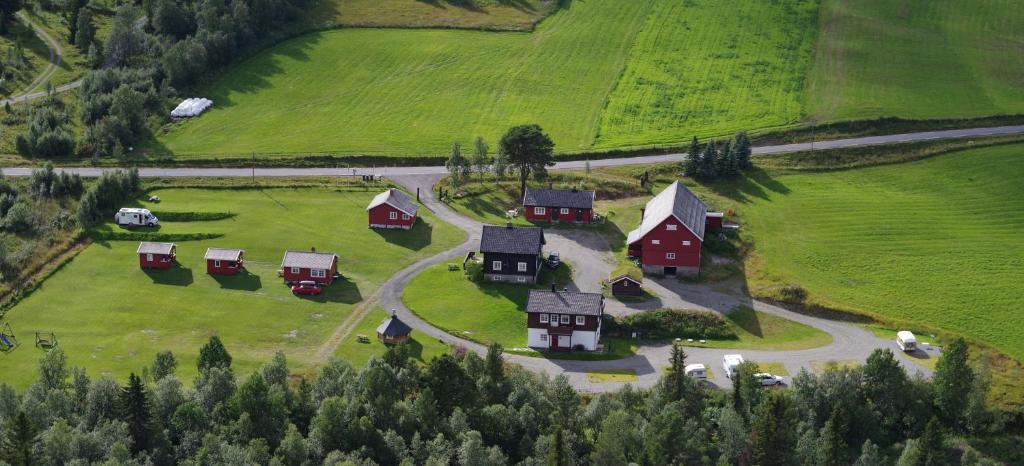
373,220,433,251
706,167,791,204
726,306,764,338
294,276,362,304
472,262,575,307
143,266,194,286
211,270,262,291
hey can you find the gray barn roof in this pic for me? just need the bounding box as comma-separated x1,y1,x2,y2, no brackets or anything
377,313,412,337
281,250,337,269
626,181,707,245
522,188,595,209
137,242,175,255
525,290,604,316
204,248,244,261
367,188,418,216
480,225,545,255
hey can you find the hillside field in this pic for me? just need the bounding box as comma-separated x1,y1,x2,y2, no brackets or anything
318,0,557,31
0,187,465,389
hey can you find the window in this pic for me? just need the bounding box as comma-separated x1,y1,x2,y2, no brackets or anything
291,267,300,274
540,334,548,342
402,214,410,220
560,208,569,215
517,276,527,283
534,207,546,215
550,315,558,326
518,262,528,272
667,224,677,231
540,314,549,323
214,260,222,267
576,316,585,325
666,253,676,260
682,240,691,246
651,239,660,245
389,211,398,220
492,261,502,271
146,254,153,261
560,315,570,324
311,269,326,278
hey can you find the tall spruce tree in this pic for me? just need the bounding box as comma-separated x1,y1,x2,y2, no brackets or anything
750,391,797,466
1,411,37,466
683,136,701,176
734,132,753,169
197,335,232,372
120,373,153,452
700,141,719,180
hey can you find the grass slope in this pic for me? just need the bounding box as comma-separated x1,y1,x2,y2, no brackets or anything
319,0,558,31
734,144,1024,359
807,0,1024,122
157,0,652,157
596,0,819,148
0,187,464,389
679,307,832,351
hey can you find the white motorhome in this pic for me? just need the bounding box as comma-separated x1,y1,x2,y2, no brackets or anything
896,331,917,352
684,363,707,380
115,208,159,227
723,354,745,379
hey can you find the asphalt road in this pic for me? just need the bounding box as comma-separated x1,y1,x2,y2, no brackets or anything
2,125,1023,177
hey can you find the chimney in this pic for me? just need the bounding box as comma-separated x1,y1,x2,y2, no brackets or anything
640,207,645,220
551,283,556,292
311,247,317,253
506,222,513,229
571,187,578,193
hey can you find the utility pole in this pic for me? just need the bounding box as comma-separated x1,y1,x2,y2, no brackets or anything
810,119,816,153
251,153,255,185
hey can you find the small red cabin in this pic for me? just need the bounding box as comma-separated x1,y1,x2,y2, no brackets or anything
706,212,724,231
367,188,418,230
204,248,245,275
522,187,595,224
281,250,338,285
138,242,176,269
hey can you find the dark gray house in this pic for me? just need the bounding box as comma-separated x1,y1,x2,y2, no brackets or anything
480,224,546,284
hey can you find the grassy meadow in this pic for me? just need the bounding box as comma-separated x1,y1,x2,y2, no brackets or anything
319,0,557,31
0,187,465,389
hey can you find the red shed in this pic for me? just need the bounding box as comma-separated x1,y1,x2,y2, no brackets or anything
281,249,338,285
204,248,245,275
137,242,176,269
626,181,707,276
705,212,724,230
367,188,418,230
522,187,595,223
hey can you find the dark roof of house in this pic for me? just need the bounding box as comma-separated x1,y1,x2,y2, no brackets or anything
626,181,707,244
281,250,337,269
377,312,412,337
367,188,418,216
480,225,545,255
525,290,604,316
609,274,641,285
523,188,595,209
137,242,175,255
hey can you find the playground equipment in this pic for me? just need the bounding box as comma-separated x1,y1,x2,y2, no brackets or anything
0,322,17,351
35,331,57,349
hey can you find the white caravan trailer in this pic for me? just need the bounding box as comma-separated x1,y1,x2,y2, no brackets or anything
684,364,707,380
723,354,745,379
115,208,159,227
896,331,917,352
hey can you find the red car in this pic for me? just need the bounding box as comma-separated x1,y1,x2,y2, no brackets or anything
291,280,322,296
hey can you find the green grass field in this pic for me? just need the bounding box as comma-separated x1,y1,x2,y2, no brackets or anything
807,0,1024,122
332,308,450,368
318,0,557,31
732,144,1024,360
678,307,832,351
0,187,464,389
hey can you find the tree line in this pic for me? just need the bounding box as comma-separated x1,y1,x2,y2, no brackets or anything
0,334,1016,465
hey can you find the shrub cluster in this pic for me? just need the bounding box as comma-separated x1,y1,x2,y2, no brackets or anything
15,97,75,158
76,168,142,226
608,308,736,340
30,162,85,198
682,132,753,181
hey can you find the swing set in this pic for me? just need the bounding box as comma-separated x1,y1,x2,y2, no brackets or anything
0,322,18,351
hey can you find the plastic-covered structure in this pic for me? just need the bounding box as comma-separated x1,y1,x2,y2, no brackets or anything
170,98,213,118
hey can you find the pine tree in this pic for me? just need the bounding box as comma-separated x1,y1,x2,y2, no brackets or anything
197,335,232,372
547,428,566,466
120,372,153,452
700,141,719,180
74,7,95,52
683,136,701,176
750,391,797,466
1,411,37,466
734,132,752,169
933,338,973,429
854,440,886,466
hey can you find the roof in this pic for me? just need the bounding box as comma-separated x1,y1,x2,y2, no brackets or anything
137,242,175,255
377,312,413,337
626,181,707,245
897,331,916,341
367,188,418,216
204,248,244,261
480,225,545,255
609,274,641,285
119,208,152,214
525,290,604,316
523,188,595,209
281,250,337,269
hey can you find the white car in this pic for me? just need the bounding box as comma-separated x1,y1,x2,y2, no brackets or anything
753,373,784,386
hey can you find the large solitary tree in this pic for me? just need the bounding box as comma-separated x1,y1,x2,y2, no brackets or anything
498,124,554,197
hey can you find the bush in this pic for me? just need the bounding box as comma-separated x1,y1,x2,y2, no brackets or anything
75,168,142,226
465,261,483,282
613,308,735,340
3,201,37,233
779,285,807,303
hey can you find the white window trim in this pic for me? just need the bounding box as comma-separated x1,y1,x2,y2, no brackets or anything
517,276,526,283
666,253,676,260
560,315,570,324
576,316,585,325
550,315,558,326
492,261,502,271
651,239,660,245
214,260,221,267
311,269,326,278
146,253,153,261
389,211,398,220
291,267,300,274
534,207,546,215
667,224,678,231
540,314,549,323
560,208,569,215
682,240,691,246
517,262,528,272
402,214,410,220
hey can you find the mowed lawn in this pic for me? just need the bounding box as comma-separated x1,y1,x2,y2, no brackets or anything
157,0,653,157
596,0,820,148
735,144,1024,359
807,0,1024,121
320,0,557,31
0,187,464,389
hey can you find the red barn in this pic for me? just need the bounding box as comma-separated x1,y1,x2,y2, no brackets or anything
137,242,176,269
626,181,707,276
522,188,595,223
204,248,245,275
367,188,418,230
281,250,338,285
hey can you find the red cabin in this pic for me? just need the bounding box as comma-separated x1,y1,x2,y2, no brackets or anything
522,187,595,224
204,248,245,275
706,212,724,230
626,181,707,276
367,188,418,230
281,250,338,285
137,242,177,269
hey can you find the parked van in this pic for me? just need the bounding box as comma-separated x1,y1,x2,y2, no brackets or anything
723,354,745,379
684,364,707,380
115,208,159,227
896,331,917,352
